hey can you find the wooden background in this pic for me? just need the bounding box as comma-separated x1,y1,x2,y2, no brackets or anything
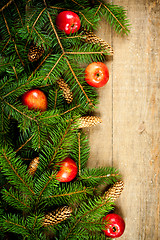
87,0,160,239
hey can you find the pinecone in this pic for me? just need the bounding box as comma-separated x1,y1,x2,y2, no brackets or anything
28,157,39,176
78,116,102,128
28,43,44,62
104,180,124,202
84,30,114,55
43,206,73,226
57,78,73,104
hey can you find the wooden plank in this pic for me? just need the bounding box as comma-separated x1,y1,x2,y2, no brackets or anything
88,0,160,239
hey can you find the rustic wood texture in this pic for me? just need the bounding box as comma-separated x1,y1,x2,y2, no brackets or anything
87,0,160,239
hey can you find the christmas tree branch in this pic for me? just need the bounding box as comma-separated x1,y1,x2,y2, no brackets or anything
42,184,94,206
0,0,14,12
1,11,11,36
44,53,65,81
1,188,31,211
15,135,34,153
0,147,35,196
48,119,74,168
47,11,64,52
64,198,113,240
13,1,24,27
65,58,93,106
2,216,29,237
98,1,126,31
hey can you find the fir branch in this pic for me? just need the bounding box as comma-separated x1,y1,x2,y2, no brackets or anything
0,146,35,196
1,187,31,212
1,11,11,37
35,171,58,199
44,53,65,81
15,134,34,153
47,10,64,53
13,0,24,27
63,197,113,240
0,0,14,12
65,58,93,106
42,182,94,207
96,0,130,35
79,167,120,187
1,214,30,237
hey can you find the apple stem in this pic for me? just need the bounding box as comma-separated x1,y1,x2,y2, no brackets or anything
113,226,117,232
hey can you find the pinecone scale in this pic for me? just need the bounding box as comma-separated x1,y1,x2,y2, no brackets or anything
43,206,73,226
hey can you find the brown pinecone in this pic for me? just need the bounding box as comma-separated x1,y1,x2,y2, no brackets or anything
43,206,73,226
104,180,124,202
84,30,114,55
28,157,39,176
28,43,44,62
57,78,73,104
78,116,102,128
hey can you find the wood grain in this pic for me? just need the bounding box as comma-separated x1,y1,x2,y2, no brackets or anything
88,0,160,239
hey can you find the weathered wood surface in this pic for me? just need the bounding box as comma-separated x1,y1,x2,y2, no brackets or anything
87,0,160,239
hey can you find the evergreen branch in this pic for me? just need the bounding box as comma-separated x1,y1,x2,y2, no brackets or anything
1,188,31,211
71,0,85,9
13,0,24,27
30,7,47,34
35,172,58,199
33,26,45,43
43,188,89,199
47,11,64,52
15,135,34,153
48,119,74,168
44,53,65,81
2,76,44,98
12,38,25,67
79,167,120,187
64,198,113,240
65,58,93,106
2,99,38,123
0,0,13,12
0,147,35,196
39,105,80,121
1,214,30,237
42,182,94,206
12,66,18,82
1,11,11,37
27,51,52,81
1,37,11,52
94,2,102,16
98,1,126,32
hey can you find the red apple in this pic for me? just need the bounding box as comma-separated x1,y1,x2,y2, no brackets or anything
22,89,47,112
56,11,81,35
85,62,109,88
103,213,125,238
56,157,78,182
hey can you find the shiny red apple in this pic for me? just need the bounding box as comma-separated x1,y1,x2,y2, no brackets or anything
85,62,109,88
103,213,125,238
22,89,47,112
56,11,81,35
56,157,78,182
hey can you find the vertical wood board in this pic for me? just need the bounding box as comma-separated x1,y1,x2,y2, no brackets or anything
88,0,160,239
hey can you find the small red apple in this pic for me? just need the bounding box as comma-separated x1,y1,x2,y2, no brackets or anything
56,11,81,35
22,89,47,112
103,213,125,238
85,62,109,88
56,157,78,182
